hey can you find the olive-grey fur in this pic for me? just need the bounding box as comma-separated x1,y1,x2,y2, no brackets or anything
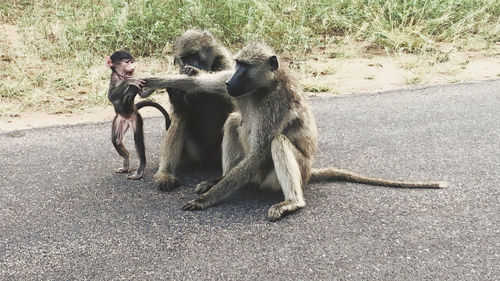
181,42,446,221
142,30,235,191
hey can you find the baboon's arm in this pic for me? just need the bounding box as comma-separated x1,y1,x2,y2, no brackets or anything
184,122,274,209
183,153,265,209
139,88,156,98
108,79,141,102
142,70,233,97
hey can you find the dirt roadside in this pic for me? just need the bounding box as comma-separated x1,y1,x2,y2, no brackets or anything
1,46,499,132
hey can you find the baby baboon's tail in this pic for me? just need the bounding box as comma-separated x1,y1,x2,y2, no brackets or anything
136,101,171,130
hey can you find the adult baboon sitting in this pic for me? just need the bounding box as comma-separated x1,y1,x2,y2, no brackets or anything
143,30,235,191
178,42,446,221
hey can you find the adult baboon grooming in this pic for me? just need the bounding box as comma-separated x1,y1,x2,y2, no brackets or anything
179,42,447,221
142,30,235,191
172,29,233,73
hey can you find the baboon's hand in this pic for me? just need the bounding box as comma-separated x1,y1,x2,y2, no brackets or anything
194,180,215,194
126,78,145,88
182,65,200,76
182,198,205,211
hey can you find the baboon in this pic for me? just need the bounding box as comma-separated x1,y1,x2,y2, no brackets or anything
106,50,171,180
172,29,233,72
179,42,447,221
141,30,235,191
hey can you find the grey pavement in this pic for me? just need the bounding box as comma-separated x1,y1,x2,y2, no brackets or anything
1,80,499,280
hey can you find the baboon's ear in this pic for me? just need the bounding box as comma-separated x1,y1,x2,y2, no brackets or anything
202,30,214,39
269,55,279,71
105,56,113,68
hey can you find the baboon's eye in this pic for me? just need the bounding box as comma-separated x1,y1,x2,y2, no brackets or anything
236,61,250,68
181,54,205,69
182,54,198,62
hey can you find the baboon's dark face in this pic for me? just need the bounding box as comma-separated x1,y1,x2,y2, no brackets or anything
225,56,279,98
225,61,252,97
175,45,216,73
178,53,208,70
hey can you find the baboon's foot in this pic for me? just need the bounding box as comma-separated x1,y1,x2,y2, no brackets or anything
267,200,304,222
155,172,180,192
158,178,180,192
267,205,287,222
115,167,130,174
127,171,143,180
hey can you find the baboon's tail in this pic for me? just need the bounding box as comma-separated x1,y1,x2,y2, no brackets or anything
310,167,447,188
136,101,171,130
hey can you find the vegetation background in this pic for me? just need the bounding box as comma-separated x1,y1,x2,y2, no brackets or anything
1,0,499,117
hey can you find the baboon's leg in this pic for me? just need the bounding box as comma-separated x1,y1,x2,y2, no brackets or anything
267,134,306,221
128,113,145,180
111,115,130,173
259,170,280,191
194,112,244,194
154,114,186,191
222,112,244,176
183,132,205,165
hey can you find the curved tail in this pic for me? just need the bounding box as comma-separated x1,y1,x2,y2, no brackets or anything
136,101,171,130
310,167,447,188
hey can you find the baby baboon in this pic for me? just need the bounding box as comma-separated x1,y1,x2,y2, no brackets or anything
141,30,235,191
106,50,171,180
181,42,447,221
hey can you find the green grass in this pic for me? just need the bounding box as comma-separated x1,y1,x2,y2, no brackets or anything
303,84,331,93
0,0,499,114
3,0,499,56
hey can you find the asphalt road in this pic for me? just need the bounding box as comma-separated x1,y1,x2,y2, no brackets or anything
1,81,499,280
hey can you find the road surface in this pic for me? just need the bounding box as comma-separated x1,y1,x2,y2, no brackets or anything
1,80,499,280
